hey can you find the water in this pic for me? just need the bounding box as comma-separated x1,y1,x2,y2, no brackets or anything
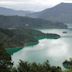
12,29,72,68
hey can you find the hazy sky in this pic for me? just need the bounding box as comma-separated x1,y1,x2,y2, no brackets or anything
0,0,72,11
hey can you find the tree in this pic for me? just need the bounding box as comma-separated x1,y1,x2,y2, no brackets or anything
0,44,13,72
12,60,62,72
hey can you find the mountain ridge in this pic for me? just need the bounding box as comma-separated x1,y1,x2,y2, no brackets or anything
29,3,72,23
0,7,33,16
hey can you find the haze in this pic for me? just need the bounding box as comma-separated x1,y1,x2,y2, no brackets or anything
0,0,72,11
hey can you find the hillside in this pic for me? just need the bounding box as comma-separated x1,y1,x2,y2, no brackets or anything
0,28,39,48
0,28,60,48
0,15,67,29
0,3,72,24
29,3,72,23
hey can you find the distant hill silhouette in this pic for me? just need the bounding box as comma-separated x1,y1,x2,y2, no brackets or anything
0,7,33,16
29,3,72,23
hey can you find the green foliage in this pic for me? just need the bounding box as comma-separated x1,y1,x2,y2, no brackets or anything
11,60,62,72
66,69,72,72
63,58,72,69
0,44,13,72
0,28,39,48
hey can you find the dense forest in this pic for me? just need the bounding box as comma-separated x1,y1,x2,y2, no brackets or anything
0,28,60,48
0,15,67,29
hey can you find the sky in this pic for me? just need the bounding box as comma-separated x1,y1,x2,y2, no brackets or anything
0,0,72,11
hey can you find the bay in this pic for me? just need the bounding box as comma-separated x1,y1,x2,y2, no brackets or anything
12,29,72,68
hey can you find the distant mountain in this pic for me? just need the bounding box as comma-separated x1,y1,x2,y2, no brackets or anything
29,3,72,23
0,15,67,29
0,7,33,16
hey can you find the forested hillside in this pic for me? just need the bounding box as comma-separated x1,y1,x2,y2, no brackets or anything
0,15,67,29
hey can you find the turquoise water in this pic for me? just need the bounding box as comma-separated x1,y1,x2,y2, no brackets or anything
5,48,22,55
12,29,72,68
